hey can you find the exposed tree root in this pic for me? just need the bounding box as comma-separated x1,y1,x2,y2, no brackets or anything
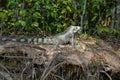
0,41,120,80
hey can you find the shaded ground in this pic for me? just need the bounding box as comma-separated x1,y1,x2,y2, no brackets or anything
0,38,120,80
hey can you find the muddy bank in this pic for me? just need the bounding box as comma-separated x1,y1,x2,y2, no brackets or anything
0,40,120,80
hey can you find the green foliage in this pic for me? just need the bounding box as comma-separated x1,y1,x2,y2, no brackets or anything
0,0,119,39
84,0,120,39
0,0,81,36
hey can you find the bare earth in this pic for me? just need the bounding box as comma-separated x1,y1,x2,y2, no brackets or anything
0,38,120,80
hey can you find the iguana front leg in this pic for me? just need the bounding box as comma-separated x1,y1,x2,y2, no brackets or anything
54,41,60,49
71,34,75,46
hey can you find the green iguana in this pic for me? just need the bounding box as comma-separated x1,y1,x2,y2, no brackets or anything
0,25,81,49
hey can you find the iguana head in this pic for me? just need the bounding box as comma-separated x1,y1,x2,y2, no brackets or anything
70,25,81,33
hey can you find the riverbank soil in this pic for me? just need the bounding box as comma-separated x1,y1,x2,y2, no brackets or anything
0,38,120,80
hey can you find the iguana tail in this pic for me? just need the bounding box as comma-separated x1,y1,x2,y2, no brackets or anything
0,37,54,44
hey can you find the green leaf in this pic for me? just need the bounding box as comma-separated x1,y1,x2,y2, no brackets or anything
61,9,66,14
71,21,76,25
8,10,14,16
46,0,50,4
91,16,97,21
20,10,26,16
32,22,39,27
8,0,18,7
104,27,110,33
0,8,2,11
66,6,72,12
46,5,51,9
18,20,26,27
45,26,51,32
99,0,103,3
0,12,6,18
33,12,41,18
27,0,32,2
63,1,67,5
53,4,57,8
42,0,45,3
97,5,100,9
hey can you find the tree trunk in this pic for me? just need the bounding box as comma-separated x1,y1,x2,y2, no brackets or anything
111,0,120,29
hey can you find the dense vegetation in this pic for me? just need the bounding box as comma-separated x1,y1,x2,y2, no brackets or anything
0,0,120,39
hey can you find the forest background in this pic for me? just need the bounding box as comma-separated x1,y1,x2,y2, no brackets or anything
0,0,120,40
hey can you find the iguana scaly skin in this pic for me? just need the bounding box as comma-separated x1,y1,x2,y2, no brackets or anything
0,25,81,49
52,25,81,48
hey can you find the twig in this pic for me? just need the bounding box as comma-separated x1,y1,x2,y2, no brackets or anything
81,0,87,27
51,73,65,80
41,61,67,80
100,71,112,80
21,62,30,80
0,63,10,74
111,7,115,29
40,53,67,80
0,55,32,59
